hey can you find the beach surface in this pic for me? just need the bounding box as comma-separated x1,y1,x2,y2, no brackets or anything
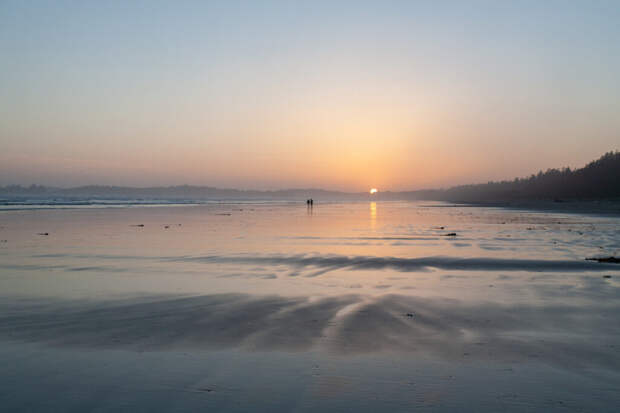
1,201,619,411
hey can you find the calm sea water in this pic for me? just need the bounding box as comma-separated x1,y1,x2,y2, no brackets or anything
1,201,619,411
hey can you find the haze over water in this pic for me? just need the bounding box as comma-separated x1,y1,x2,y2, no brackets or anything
1,201,620,411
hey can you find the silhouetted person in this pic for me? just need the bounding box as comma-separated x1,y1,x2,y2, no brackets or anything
310,199,314,206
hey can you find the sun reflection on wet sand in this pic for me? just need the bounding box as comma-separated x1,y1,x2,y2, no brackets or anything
369,201,377,230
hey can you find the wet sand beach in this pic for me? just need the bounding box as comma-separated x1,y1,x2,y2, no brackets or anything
1,201,619,411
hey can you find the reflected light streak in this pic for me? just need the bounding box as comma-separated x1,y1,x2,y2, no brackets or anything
370,202,377,230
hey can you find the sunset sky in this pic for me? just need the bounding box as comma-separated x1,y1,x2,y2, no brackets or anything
1,1,619,191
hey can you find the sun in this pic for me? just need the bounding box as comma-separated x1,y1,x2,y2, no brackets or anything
370,188,378,194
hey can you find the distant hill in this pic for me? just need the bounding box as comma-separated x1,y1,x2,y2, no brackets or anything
0,184,365,202
1,151,619,203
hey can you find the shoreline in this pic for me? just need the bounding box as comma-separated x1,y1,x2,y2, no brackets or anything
449,199,620,216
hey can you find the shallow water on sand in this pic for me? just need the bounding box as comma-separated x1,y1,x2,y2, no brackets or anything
1,201,619,411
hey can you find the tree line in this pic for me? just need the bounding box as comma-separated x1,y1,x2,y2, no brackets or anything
437,151,620,202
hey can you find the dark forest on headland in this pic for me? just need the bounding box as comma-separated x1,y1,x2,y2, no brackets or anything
427,151,620,203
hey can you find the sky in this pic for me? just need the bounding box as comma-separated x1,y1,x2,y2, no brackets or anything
1,1,619,191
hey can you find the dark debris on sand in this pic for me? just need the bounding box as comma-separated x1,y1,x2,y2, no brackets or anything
586,256,620,264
